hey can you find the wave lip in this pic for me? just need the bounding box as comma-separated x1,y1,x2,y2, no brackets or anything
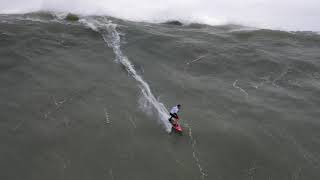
1,0,320,31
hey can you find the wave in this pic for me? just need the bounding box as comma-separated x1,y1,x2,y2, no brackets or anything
1,0,320,31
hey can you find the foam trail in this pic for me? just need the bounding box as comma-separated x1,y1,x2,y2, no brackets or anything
81,18,172,132
185,123,207,179
233,80,249,99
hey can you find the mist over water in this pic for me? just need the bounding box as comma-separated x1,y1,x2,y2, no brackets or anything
1,0,320,31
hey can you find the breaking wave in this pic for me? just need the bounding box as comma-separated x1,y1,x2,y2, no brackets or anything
1,0,320,31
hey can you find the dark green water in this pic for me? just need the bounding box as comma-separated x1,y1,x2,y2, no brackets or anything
1,12,320,180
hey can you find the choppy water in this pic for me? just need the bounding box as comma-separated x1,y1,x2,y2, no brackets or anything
1,12,320,180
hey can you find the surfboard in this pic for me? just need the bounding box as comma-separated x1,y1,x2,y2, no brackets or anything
172,123,183,132
169,117,183,134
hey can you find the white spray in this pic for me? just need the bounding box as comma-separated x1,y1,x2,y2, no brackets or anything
2,0,320,31
81,18,172,132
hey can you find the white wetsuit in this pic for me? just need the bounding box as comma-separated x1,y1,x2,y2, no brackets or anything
169,105,180,123
170,106,179,114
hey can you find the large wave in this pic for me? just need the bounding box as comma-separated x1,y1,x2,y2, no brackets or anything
1,0,320,31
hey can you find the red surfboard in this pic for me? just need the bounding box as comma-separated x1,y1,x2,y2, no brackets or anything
169,117,183,134
172,123,183,132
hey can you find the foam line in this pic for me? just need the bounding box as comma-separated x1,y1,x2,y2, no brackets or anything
233,80,249,99
185,123,208,179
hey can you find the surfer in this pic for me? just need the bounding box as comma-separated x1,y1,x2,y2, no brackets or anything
169,104,181,125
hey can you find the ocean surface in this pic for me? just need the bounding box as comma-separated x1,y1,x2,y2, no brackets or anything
1,12,320,180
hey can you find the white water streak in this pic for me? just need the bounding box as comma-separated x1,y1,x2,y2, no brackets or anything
186,55,207,65
183,55,207,74
82,18,172,132
185,123,208,180
233,80,249,99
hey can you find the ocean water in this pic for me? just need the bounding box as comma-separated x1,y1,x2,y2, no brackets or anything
1,12,320,180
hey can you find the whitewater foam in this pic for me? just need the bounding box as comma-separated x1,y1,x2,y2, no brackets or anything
1,0,320,31
80,17,172,132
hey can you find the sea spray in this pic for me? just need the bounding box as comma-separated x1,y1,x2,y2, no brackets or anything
80,18,172,132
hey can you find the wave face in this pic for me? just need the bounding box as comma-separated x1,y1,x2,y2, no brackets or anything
1,0,320,31
1,13,320,180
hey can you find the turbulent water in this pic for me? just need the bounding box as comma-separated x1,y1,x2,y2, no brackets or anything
1,12,320,180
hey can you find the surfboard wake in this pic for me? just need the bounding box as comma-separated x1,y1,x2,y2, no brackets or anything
81,17,172,132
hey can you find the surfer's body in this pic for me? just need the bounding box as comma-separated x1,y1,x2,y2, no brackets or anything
169,104,183,133
169,104,181,124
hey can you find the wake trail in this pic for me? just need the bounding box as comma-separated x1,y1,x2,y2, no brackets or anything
81,19,209,178
185,123,208,180
81,18,172,132
81,19,208,175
